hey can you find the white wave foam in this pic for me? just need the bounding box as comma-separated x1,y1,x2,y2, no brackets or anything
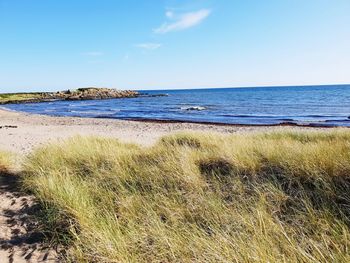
0,106,18,113
180,106,207,111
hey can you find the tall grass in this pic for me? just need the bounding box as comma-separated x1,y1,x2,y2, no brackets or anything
23,130,350,262
0,151,12,173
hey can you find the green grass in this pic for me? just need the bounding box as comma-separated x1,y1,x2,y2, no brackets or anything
23,130,350,262
0,92,46,103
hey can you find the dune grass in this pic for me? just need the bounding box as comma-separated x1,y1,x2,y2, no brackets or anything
23,130,350,262
0,151,12,173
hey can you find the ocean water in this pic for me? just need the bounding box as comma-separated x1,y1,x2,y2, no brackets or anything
4,85,350,126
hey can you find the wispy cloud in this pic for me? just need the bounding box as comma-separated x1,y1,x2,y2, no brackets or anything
154,9,211,34
135,43,162,50
82,51,104,56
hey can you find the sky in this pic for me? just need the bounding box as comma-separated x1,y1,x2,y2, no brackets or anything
0,0,350,92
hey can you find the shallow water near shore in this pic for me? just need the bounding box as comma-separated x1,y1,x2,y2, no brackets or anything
3,85,350,127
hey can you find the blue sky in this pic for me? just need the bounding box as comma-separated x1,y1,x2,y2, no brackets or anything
0,0,349,92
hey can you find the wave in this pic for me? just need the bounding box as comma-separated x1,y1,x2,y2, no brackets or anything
69,110,119,115
0,106,19,113
220,114,273,118
325,119,350,123
180,106,207,111
68,102,97,107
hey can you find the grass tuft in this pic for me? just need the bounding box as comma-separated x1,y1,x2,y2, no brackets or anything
23,130,350,262
198,157,233,178
0,151,12,173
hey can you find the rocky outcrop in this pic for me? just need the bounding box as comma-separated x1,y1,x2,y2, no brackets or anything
0,88,139,104
57,88,138,101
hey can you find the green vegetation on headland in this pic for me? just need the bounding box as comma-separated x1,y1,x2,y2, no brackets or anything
0,88,139,104
0,92,45,104
17,130,350,262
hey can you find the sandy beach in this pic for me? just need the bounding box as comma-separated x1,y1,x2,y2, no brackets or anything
0,108,327,155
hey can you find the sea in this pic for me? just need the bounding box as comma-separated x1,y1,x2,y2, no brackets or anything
3,85,350,127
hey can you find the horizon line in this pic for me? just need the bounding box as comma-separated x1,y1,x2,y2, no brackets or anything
137,83,350,92
1,83,349,94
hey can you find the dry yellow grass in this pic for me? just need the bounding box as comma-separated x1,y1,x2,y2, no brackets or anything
23,130,350,262
0,151,12,173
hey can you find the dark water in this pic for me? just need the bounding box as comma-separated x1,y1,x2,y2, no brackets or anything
3,85,350,126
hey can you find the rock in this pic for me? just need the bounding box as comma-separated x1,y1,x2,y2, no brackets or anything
66,95,81,101
60,88,139,101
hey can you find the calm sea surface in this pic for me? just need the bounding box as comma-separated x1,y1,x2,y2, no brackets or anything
4,85,350,126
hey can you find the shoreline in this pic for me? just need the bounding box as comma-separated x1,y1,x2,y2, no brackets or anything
112,117,346,128
0,108,336,155
2,105,346,129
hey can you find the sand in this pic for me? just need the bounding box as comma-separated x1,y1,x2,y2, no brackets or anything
0,108,325,155
0,108,329,262
0,173,59,262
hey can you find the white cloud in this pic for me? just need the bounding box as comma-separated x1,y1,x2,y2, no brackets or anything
166,11,174,18
135,43,162,50
154,9,211,34
82,51,104,56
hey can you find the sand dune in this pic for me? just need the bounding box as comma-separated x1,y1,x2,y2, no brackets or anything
0,108,330,262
